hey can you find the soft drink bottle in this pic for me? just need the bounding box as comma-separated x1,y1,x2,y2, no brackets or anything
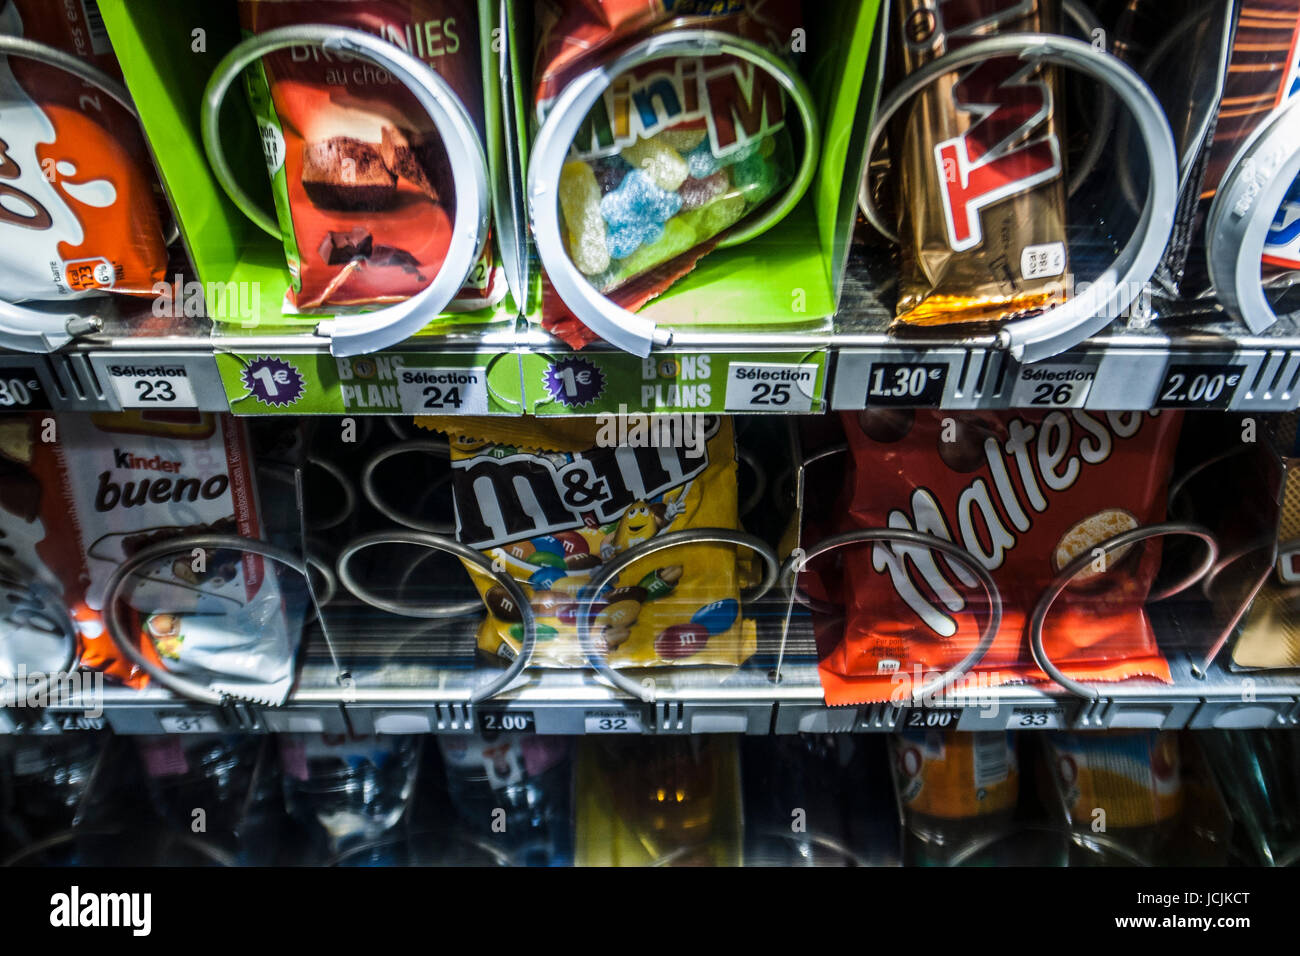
437,733,572,866
137,734,278,864
890,730,1022,866
280,734,421,863
1044,731,1183,866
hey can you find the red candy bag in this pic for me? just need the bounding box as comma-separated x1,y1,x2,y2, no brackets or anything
238,0,497,311
815,409,1182,706
0,0,168,301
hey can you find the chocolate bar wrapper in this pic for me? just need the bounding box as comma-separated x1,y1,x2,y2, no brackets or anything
0,0,168,300
815,409,1180,707
892,0,1069,326
1154,0,1300,294
0,411,296,700
238,0,498,312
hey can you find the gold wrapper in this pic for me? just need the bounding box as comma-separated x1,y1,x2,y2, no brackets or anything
893,0,1069,326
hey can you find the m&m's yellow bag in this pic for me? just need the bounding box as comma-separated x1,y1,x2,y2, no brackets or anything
416,416,754,667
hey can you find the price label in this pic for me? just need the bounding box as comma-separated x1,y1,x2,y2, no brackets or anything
395,366,489,414
158,713,223,734
107,363,197,408
1009,363,1096,408
865,362,948,406
583,710,644,734
1156,363,1245,409
0,367,48,409
898,708,961,731
724,362,818,411
1008,706,1066,730
478,710,536,734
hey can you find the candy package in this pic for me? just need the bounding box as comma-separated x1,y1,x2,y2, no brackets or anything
886,0,1069,327
533,0,805,347
1136,0,1300,296
0,0,168,301
237,0,499,311
0,411,297,700
417,414,754,667
814,409,1182,706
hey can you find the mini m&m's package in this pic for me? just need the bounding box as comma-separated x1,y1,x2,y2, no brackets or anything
0,0,168,302
532,0,807,347
813,409,1183,706
417,415,755,667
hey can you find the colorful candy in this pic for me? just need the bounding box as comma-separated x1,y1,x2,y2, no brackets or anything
560,160,611,275
503,540,535,561
656,125,707,153
590,154,630,193
601,169,682,259
531,535,568,557
654,622,709,660
617,218,695,276
509,622,558,642
528,565,566,590
598,624,632,651
637,565,682,601
552,531,589,556
527,551,566,570
678,171,730,211
622,132,690,192
732,152,779,203
691,598,739,635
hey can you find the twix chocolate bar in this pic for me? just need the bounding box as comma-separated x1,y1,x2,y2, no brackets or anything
892,0,1069,326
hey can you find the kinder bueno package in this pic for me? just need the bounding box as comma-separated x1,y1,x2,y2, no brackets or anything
815,409,1181,706
533,0,803,348
0,411,297,701
238,0,498,311
0,0,168,301
889,0,1068,327
417,415,754,667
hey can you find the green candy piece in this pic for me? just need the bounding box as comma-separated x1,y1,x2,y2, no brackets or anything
679,192,745,240
615,217,696,280
527,551,567,570
731,153,779,205
509,623,558,642
637,568,679,601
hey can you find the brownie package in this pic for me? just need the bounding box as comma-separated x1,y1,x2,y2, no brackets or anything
812,409,1183,705
237,0,499,311
0,411,297,701
0,0,168,302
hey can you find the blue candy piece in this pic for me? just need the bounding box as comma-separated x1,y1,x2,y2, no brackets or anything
686,141,719,178
528,566,567,590
531,535,567,557
691,598,739,635
601,169,681,225
606,219,663,259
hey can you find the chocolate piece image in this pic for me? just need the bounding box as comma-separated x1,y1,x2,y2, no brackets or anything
485,584,523,622
1055,508,1140,590
380,126,440,201
937,417,997,473
0,419,33,465
301,137,396,211
857,408,914,443
0,467,40,522
318,227,374,265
